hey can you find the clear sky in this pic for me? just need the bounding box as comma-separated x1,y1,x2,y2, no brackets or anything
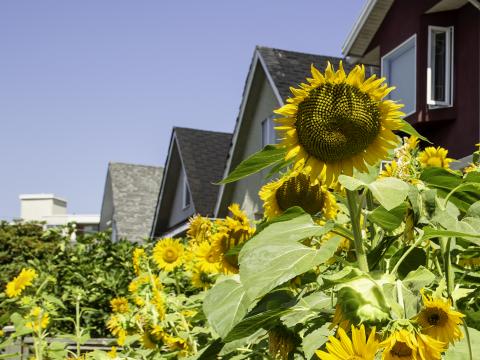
0,0,365,220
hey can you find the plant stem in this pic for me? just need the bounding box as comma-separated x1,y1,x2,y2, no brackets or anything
346,189,369,272
440,237,454,297
75,296,81,358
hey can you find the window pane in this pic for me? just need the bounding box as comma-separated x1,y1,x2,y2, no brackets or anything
384,40,416,114
261,119,268,147
433,31,446,102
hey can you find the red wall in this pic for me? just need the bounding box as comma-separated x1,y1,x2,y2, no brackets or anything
367,1,479,158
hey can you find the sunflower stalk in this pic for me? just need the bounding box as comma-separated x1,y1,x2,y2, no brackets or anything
345,189,369,273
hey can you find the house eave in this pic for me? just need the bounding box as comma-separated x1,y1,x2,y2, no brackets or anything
213,47,283,217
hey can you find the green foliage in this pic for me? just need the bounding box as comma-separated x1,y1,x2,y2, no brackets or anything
0,222,135,337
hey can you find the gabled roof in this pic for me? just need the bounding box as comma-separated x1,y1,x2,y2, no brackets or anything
214,46,379,216
151,127,232,237
175,127,232,215
102,162,163,241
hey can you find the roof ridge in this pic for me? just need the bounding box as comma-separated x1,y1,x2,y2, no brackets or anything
109,161,163,169
256,45,344,60
173,126,232,136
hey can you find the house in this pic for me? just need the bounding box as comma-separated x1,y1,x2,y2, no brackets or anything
19,193,99,234
150,127,232,238
214,46,379,220
342,0,480,158
99,162,163,242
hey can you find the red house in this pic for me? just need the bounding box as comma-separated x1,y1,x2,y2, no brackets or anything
343,0,479,158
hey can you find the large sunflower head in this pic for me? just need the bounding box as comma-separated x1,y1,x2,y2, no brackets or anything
275,62,404,186
259,171,338,219
152,238,185,272
418,146,453,169
316,324,379,360
415,290,464,344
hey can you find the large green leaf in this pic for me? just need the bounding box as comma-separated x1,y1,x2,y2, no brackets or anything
281,292,331,327
338,175,409,211
203,276,254,338
444,326,480,359
302,324,331,360
369,204,407,231
239,216,340,300
217,145,286,184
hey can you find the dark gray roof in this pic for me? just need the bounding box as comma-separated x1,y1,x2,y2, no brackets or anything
257,46,379,101
174,127,232,215
109,162,163,241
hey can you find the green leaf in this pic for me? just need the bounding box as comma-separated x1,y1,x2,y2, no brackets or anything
194,339,225,360
224,307,291,342
368,177,410,211
217,145,286,184
398,119,430,142
369,204,407,231
219,329,266,356
390,247,427,279
281,292,331,327
302,324,331,360
402,267,436,293
338,176,409,211
239,216,340,300
203,276,253,338
255,206,307,233
466,201,480,218
445,326,480,359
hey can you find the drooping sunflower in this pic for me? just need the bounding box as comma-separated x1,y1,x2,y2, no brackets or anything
191,267,214,289
380,328,444,360
418,146,453,169
152,288,166,319
274,62,404,186
415,290,464,344
25,306,50,332
5,268,37,298
380,160,398,178
193,241,221,273
259,171,338,219
107,314,127,346
132,248,146,275
152,237,185,272
211,204,255,274
187,215,212,244
163,334,190,356
316,324,379,360
110,297,129,314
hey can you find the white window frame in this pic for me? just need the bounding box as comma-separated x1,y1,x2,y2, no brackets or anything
381,34,417,117
261,115,276,147
427,25,454,107
182,176,191,209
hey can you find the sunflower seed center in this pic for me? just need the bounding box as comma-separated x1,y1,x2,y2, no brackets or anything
296,83,381,162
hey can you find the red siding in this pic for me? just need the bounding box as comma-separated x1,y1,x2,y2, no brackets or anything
366,1,479,158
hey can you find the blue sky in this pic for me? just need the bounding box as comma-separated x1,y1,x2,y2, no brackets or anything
0,1,365,220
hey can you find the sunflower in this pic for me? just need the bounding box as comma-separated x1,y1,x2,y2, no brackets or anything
193,241,221,273
380,329,444,360
107,315,127,346
316,324,379,360
163,334,190,355
187,215,212,244
107,346,117,359
211,204,255,274
110,297,129,314
153,238,185,272
418,146,453,169
415,290,464,344
141,330,158,349
25,306,50,332
132,248,146,275
5,268,37,298
259,171,338,219
152,288,166,319
274,62,404,186
380,160,398,178
329,304,350,331
191,267,215,289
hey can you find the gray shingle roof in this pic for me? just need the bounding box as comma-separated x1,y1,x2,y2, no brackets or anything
174,127,232,216
109,162,163,241
257,46,379,101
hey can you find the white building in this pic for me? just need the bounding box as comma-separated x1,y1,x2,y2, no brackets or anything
19,194,99,234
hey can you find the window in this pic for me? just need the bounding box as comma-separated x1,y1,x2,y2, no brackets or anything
381,35,417,116
261,115,277,147
182,177,191,208
427,26,453,107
